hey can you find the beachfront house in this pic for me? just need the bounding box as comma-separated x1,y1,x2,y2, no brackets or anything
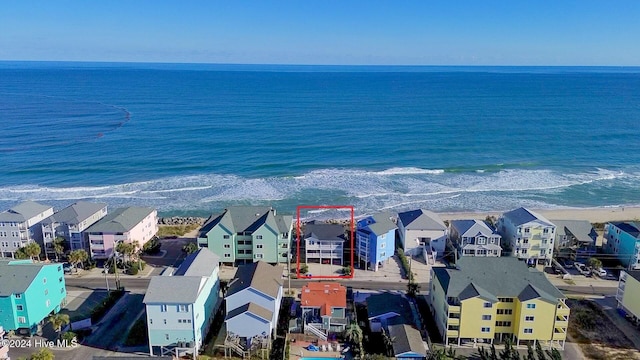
397,209,447,263
603,222,640,270
0,260,67,335
449,219,502,257
304,223,346,266
39,201,108,257
550,220,597,261
430,257,570,349
387,324,428,359
0,201,54,259
616,270,640,326
497,207,555,266
224,261,283,355
197,206,292,266
301,282,348,338
143,249,221,357
356,213,397,271
85,206,158,260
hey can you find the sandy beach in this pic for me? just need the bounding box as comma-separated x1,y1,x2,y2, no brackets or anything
438,206,640,224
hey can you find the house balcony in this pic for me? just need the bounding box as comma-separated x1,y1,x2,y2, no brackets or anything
448,305,460,314
446,329,459,338
518,242,531,249
447,318,460,326
616,289,624,303
555,316,569,327
556,302,570,316
307,243,343,251
553,327,567,340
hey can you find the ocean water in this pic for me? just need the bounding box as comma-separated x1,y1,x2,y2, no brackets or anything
1,62,640,218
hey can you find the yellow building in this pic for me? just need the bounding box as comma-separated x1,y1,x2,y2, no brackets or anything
617,270,640,325
429,257,569,349
497,207,556,266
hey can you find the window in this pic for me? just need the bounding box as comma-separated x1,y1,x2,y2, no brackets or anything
178,305,188,312
525,316,534,321
255,253,263,259
160,304,167,312
187,319,191,323
15,293,22,299
165,334,169,340
495,321,512,327
481,327,490,333
497,309,513,315
223,244,230,248
524,228,530,233
498,298,514,303
477,237,486,245
256,244,263,249
43,278,47,284
46,300,50,308
178,319,182,323
224,253,231,258
482,315,491,320
150,319,153,324
164,319,167,324
256,235,263,240
18,316,26,323
526,304,536,309
524,328,533,334
44,289,48,296
223,235,230,239
483,302,492,308
16,305,23,311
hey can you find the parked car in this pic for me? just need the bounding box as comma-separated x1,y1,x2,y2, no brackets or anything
62,262,73,274
593,268,608,277
575,263,592,277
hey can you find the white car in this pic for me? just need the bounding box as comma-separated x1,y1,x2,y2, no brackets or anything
593,268,607,277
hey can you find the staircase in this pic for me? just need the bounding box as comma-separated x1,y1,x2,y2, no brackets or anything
305,323,328,341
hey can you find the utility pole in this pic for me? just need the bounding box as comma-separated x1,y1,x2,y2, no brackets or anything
104,264,110,292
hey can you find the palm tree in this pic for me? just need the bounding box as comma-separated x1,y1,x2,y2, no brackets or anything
343,323,363,356
53,237,66,262
24,242,42,261
67,249,88,272
48,313,70,340
382,329,396,356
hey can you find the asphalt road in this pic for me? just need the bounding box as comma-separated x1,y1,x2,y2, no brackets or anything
66,277,617,296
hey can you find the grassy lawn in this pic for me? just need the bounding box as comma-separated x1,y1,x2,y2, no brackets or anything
157,223,200,238
567,299,640,360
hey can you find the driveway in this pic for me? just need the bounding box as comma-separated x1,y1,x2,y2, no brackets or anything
594,296,640,350
84,291,146,351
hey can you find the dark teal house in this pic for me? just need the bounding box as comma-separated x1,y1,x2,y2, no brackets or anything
0,260,67,335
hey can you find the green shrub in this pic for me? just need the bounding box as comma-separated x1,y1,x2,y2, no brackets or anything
300,264,309,274
142,238,161,255
396,248,414,281
91,289,125,323
61,331,76,342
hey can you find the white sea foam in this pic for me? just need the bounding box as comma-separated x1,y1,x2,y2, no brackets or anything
0,167,635,215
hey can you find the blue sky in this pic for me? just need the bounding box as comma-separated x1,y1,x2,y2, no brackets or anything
1,1,639,65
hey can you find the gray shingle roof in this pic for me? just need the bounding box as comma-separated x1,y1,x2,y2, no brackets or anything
85,207,155,233
226,302,273,322
551,219,597,244
358,212,397,236
304,223,346,241
0,201,52,222
42,201,107,225
627,270,640,282
366,293,413,324
173,248,220,277
502,207,553,227
0,260,50,296
143,276,204,304
226,261,283,299
450,219,498,237
432,257,564,304
199,206,291,238
397,209,446,230
388,324,427,357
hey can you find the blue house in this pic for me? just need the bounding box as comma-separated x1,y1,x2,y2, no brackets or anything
143,249,221,357
0,260,67,335
356,213,397,271
604,222,640,270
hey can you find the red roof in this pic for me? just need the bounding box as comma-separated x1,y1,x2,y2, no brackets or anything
301,282,347,316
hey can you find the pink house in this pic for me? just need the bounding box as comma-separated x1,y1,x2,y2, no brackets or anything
85,207,158,260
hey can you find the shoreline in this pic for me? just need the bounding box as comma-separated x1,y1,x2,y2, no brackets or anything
158,205,640,226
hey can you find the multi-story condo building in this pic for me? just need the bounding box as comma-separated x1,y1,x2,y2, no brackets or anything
550,220,597,261
397,209,447,263
497,207,555,266
356,213,397,271
449,220,502,257
39,201,108,256
225,261,283,355
0,201,53,258
616,270,640,326
603,222,640,270
430,257,569,349
301,282,348,337
144,249,221,357
304,223,346,266
0,260,67,335
197,206,292,266
85,206,158,260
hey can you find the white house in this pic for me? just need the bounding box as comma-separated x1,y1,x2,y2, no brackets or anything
143,249,221,357
304,223,346,266
225,261,283,352
497,207,555,266
397,209,447,263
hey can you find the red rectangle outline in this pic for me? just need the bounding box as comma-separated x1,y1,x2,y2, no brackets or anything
296,205,354,279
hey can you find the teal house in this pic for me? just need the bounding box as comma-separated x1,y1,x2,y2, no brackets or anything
0,260,67,335
197,206,293,266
